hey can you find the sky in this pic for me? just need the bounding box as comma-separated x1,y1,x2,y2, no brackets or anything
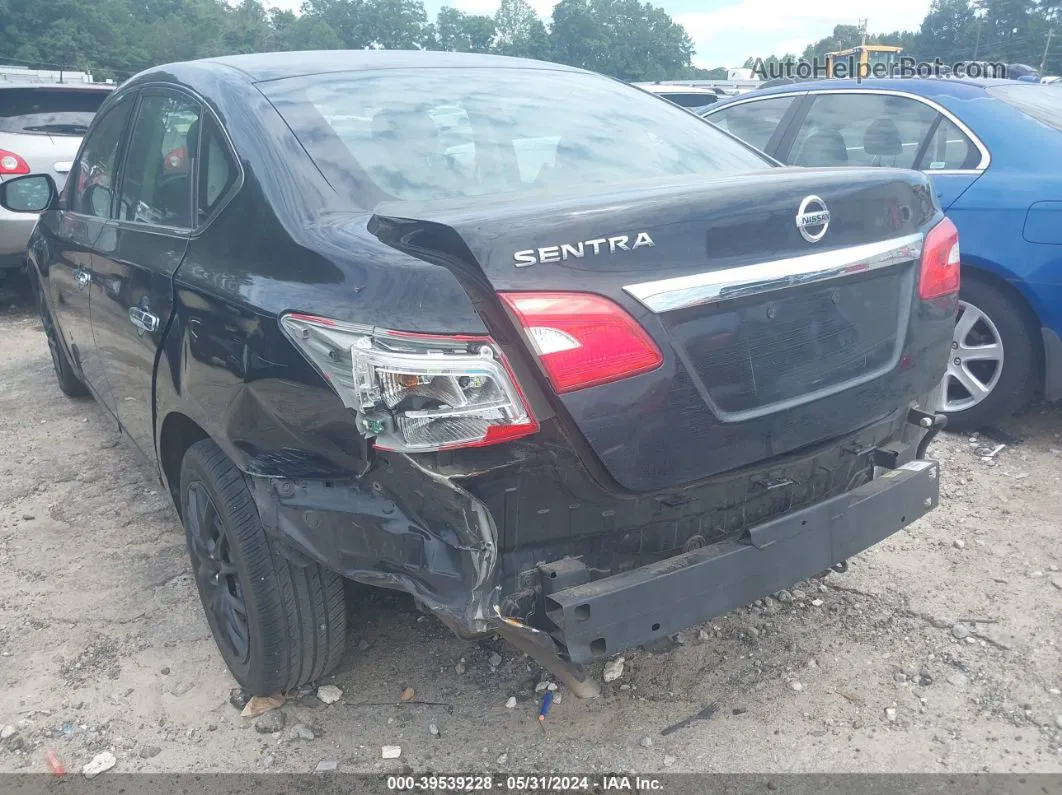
268,0,932,68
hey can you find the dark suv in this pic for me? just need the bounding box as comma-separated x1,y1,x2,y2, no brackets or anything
0,51,955,698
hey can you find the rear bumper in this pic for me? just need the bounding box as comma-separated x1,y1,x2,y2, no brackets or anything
250,416,939,661
0,210,38,264
547,458,939,663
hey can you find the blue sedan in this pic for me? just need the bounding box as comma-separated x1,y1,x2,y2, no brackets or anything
703,78,1062,429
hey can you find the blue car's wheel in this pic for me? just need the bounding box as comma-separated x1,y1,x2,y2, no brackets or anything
941,275,1037,429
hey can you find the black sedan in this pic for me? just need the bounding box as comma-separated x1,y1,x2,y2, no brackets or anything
0,51,953,696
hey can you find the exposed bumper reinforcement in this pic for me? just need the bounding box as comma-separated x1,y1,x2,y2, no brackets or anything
545,459,940,664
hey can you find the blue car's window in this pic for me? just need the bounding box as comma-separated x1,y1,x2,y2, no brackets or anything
917,117,981,171
988,84,1062,131
788,93,939,169
259,68,771,204
706,96,795,153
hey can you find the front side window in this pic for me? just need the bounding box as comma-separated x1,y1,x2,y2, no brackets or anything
260,67,771,205
118,91,201,228
788,93,939,169
69,97,134,218
705,96,795,153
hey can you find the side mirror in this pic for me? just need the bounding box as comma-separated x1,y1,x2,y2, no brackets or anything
0,174,58,213
84,183,114,218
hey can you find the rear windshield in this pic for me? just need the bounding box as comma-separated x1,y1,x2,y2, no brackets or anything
657,92,719,110
259,67,770,204
988,84,1062,130
0,88,110,135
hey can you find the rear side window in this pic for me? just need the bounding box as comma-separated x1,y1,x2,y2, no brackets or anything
706,96,795,152
196,115,238,222
917,117,980,171
260,67,770,204
118,91,201,229
0,88,109,136
788,93,939,169
988,84,1062,130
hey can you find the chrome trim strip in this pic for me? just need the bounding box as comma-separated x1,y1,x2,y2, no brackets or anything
623,233,923,314
704,87,991,173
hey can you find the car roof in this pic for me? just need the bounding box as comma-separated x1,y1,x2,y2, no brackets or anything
191,50,580,83
708,77,1010,107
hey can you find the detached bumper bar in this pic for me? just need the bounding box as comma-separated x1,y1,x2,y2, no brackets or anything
546,459,940,664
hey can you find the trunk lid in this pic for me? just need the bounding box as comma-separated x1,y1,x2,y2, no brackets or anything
374,168,946,491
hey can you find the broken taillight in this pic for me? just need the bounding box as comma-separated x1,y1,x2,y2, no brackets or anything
918,217,960,300
280,313,537,452
498,292,663,393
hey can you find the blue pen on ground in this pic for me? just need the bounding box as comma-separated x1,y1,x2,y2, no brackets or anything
539,691,553,735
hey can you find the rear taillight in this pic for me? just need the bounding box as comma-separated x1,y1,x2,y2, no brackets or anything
280,313,537,453
919,218,960,300
499,292,663,393
0,150,30,176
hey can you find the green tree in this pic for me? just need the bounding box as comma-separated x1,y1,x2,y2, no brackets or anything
365,0,431,48
222,0,277,54
300,0,375,49
494,0,549,58
549,0,693,80
915,0,978,63
434,6,496,52
692,66,728,79
801,24,864,60
982,0,1042,62
273,12,345,50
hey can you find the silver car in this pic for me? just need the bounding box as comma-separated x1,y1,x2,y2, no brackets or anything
0,83,112,270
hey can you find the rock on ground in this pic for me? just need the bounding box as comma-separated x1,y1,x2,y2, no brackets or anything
82,751,116,779
603,657,625,683
316,685,343,705
254,711,286,734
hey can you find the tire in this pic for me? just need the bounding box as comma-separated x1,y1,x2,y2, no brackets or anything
940,275,1037,431
180,439,346,695
38,288,89,398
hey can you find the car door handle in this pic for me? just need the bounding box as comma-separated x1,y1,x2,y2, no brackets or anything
74,269,91,289
128,307,160,334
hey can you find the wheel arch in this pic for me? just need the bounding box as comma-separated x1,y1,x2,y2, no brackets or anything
960,263,1046,385
158,410,210,518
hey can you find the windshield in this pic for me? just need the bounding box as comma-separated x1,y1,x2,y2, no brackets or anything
988,83,1062,130
0,88,110,135
259,67,770,205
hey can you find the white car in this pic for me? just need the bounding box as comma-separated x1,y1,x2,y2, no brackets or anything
634,83,724,114
0,83,113,271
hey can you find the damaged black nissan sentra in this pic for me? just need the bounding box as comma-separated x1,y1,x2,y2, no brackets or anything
1,51,958,698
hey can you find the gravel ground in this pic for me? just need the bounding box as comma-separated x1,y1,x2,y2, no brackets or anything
0,274,1060,777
